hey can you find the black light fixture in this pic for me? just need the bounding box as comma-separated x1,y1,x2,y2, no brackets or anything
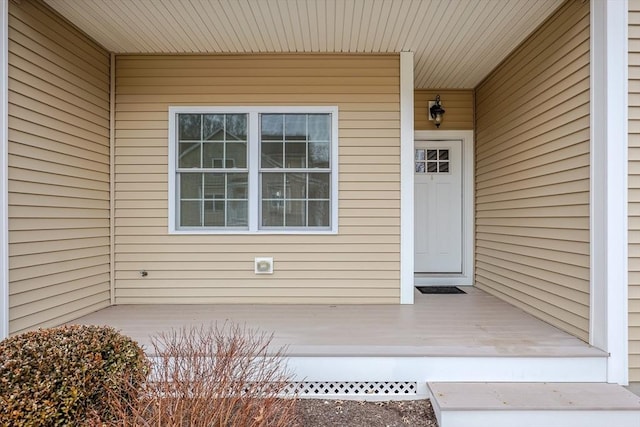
430,95,445,128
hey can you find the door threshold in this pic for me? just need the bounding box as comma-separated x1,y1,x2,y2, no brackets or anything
415,273,465,278
414,275,473,287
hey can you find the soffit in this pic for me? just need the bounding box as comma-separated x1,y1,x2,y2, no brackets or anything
43,0,564,89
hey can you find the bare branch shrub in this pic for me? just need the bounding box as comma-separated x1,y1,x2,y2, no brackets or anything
109,322,298,426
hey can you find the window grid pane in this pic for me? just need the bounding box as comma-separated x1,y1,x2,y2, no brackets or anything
259,113,331,229
261,113,331,171
415,148,450,175
178,113,248,171
179,172,249,227
177,112,249,228
261,172,331,228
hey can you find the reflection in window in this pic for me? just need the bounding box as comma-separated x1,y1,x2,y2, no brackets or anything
177,113,248,228
260,114,331,228
415,148,450,175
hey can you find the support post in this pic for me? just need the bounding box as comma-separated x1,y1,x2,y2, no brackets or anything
400,51,415,304
590,0,629,385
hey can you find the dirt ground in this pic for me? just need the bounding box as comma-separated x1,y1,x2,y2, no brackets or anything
294,399,439,427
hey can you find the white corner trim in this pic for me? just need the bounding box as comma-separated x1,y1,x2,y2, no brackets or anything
0,0,9,340
400,52,414,304
590,0,629,385
413,130,474,287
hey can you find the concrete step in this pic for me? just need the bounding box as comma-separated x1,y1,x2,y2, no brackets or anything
428,382,640,427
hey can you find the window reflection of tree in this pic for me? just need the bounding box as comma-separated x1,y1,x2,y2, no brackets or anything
260,113,331,227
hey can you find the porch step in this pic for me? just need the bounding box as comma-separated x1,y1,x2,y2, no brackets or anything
428,382,640,427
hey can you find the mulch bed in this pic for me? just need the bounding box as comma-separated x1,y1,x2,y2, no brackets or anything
294,399,439,426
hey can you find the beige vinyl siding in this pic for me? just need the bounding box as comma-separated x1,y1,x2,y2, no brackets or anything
115,54,400,304
474,0,590,341
414,89,474,130
629,0,640,383
7,0,111,333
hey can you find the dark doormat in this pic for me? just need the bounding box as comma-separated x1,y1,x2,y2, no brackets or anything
416,286,466,294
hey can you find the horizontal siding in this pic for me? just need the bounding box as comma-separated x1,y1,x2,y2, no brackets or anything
115,54,401,304
630,0,640,383
474,0,590,341
7,0,111,334
414,89,474,130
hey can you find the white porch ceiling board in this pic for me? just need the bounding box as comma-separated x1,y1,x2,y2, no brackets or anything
43,0,564,89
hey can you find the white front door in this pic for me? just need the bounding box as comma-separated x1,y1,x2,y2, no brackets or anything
414,140,463,273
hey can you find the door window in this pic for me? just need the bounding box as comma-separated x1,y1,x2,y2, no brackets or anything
415,148,450,174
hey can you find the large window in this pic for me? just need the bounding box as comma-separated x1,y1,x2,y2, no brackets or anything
169,107,338,234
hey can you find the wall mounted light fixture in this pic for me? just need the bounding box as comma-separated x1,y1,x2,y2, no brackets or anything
429,95,446,128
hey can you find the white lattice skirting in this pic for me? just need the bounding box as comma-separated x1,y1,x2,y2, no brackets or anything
285,381,420,400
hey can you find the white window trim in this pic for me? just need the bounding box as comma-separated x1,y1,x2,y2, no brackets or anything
168,106,339,235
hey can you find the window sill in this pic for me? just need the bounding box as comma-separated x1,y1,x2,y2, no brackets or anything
168,228,338,235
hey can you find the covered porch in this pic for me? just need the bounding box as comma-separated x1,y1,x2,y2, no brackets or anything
0,0,629,391
2,0,638,424
69,287,607,399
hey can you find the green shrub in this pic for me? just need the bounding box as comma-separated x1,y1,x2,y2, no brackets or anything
0,324,149,426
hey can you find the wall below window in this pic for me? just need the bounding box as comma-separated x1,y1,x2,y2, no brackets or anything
114,54,401,304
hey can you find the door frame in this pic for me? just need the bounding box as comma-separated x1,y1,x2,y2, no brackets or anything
413,130,474,287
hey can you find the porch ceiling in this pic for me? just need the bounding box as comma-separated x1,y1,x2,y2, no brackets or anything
43,0,563,89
